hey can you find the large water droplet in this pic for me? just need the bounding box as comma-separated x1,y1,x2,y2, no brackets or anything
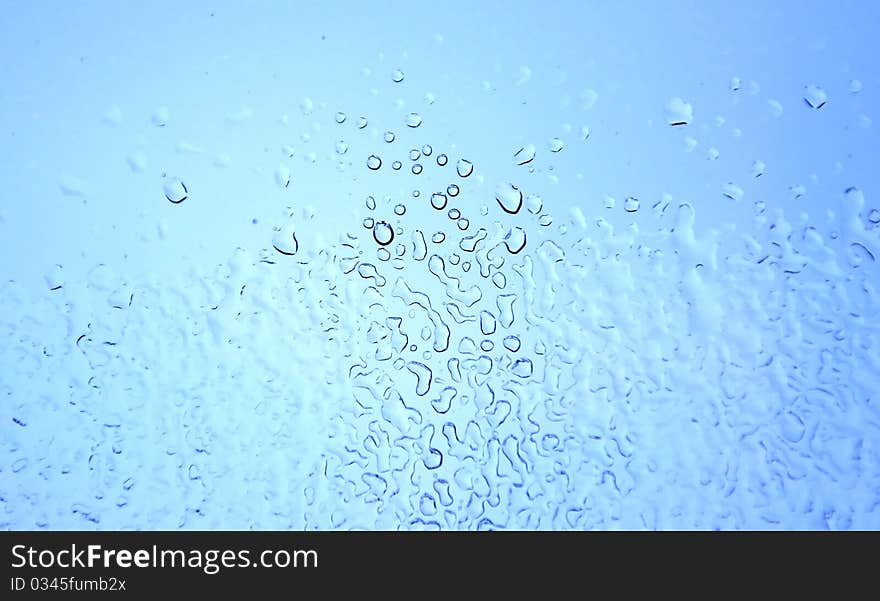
456,159,474,178
373,221,394,246
272,223,299,255
495,183,523,214
431,192,448,210
163,178,188,203
405,113,423,128
367,155,382,170
867,209,880,224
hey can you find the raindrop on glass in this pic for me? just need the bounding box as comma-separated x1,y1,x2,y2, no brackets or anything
447,184,460,197
437,154,448,166
384,131,396,143
803,85,827,109
495,182,523,214
405,113,423,128
392,69,405,83
410,148,421,161
514,144,536,165
392,160,402,170
373,221,395,246
421,144,433,156
366,195,376,210
394,203,406,216
412,163,423,175
367,155,382,170
548,138,564,152
163,178,188,204
357,116,368,129
448,208,461,220
335,111,347,124
624,197,640,213
456,159,474,178
432,231,446,243
431,192,448,210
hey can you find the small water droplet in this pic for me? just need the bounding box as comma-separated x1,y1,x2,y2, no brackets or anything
448,208,461,219
335,140,349,155
405,113,423,128
503,335,521,352
480,339,494,352
363,217,375,229
580,126,591,140
366,195,376,210
665,97,693,126
548,138,564,152
421,144,433,156
495,183,523,214
152,106,170,127
384,131,396,143
367,155,382,170
624,197,640,213
432,231,446,243
335,111,347,124
272,223,299,255
410,148,421,161
412,163,423,175
457,218,470,230
722,183,744,201
437,154,448,166
503,226,527,253
449,253,460,265
456,159,474,177
394,204,406,216
461,261,471,272
373,221,395,246
514,144,536,165
849,79,863,94
867,209,880,224
163,178,188,203
803,85,827,109
412,189,420,197
377,247,391,261
447,184,460,197
431,192,448,210
357,116,368,129
392,160,402,170
752,160,766,178
392,69,405,83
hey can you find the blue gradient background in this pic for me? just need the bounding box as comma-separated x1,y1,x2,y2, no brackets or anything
1,1,878,529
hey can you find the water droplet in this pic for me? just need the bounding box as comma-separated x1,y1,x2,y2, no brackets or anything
752,160,766,178
867,209,880,224
405,113,423,128
707,147,720,160
395,243,406,257
548,138,564,152
363,217,375,229
432,231,446,243
335,140,349,155
366,195,376,210
729,77,742,91
412,190,421,198
394,204,406,216
431,192,448,210
514,144,536,165
768,99,784,118
665,97,693,125
580,126,591,140
457,218,470,230
456,159,474,178
272,223,299,255
461,261,471,272
373,221,395,246
384,131,396,143
335,111,347,124
392,160,402,170
357,116,368,129
410,148,421,161
849,79,863,94
495,183,523,214
274,165,291,189
803,85,827,109
492,272,507,289
448,208,461,220
163,178,188,203
511,358,533,378
437,154,448,166
412,163,423,175
503,335,521,352
447,184,460,197
392,69,405,83
624,197,640,213
377,247,391,261
447,253,460,266
152,106,169,127
421,144,433,156
480,339,494,352
503,226,527,253
367,155,382,170
722,183,744,201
